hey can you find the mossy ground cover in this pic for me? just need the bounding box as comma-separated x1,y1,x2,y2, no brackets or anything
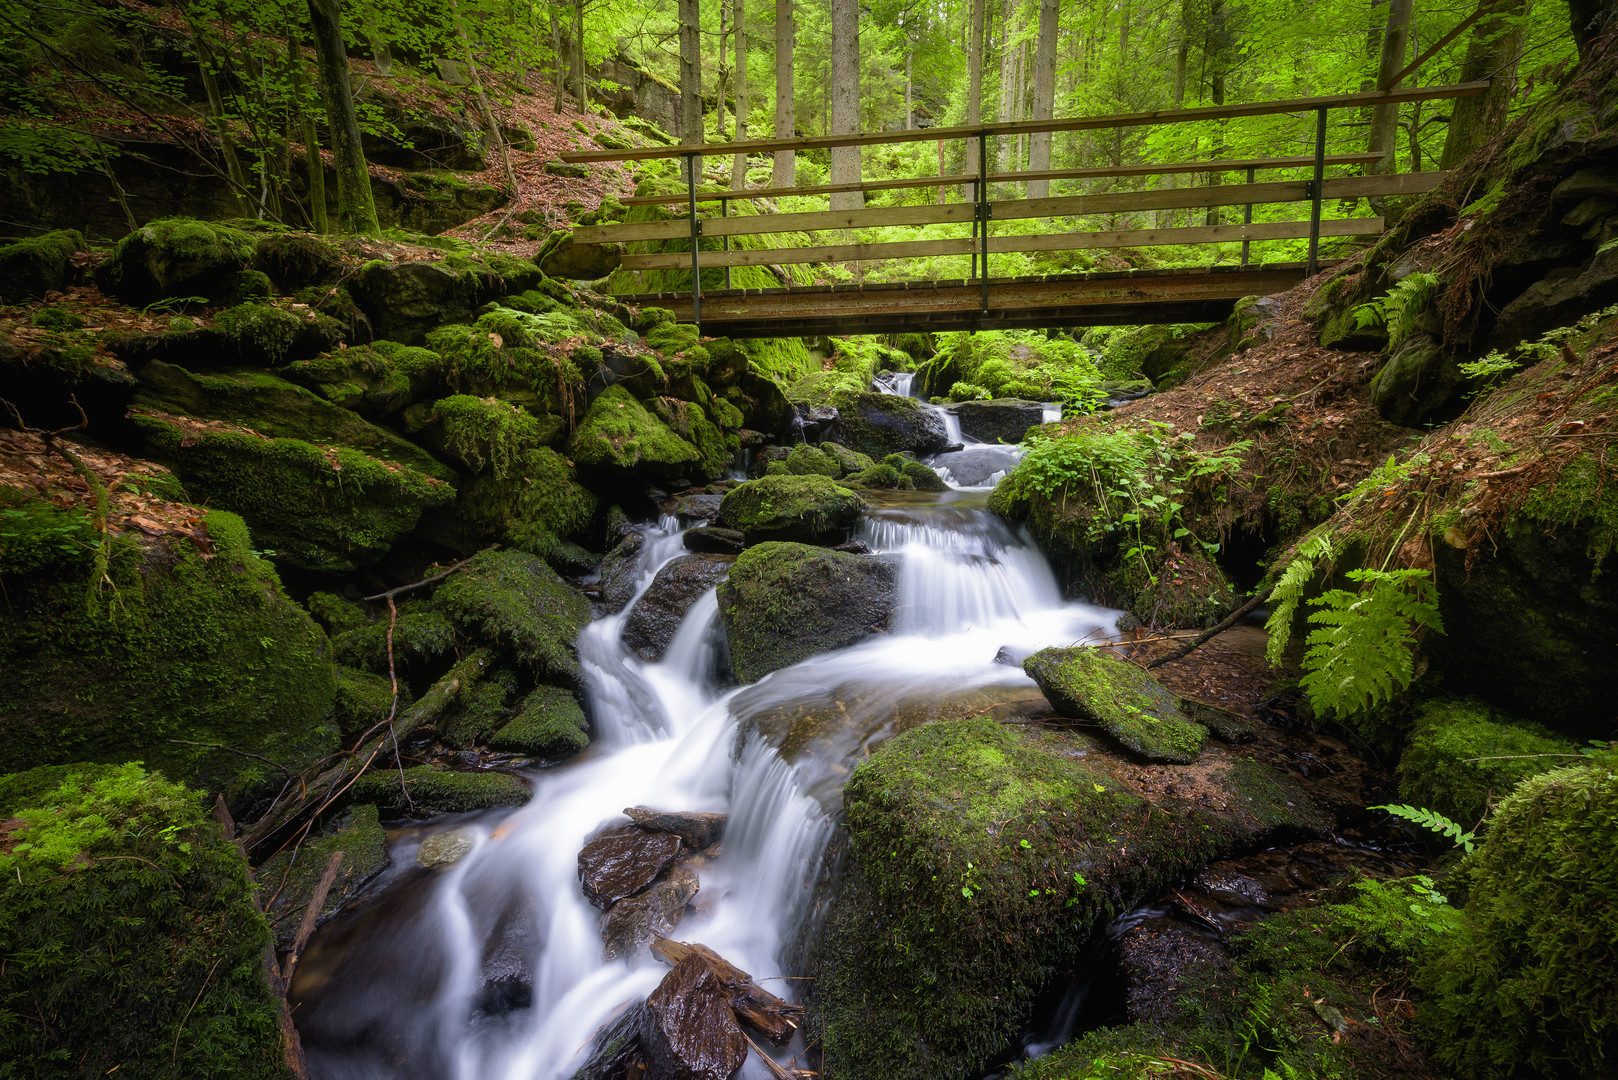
352,766,530,816
489,684,591,757
431,550,590,683
1396,696,1577,828
715,473,866,542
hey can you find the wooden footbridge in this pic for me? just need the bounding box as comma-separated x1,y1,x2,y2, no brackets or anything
560,81,1487,338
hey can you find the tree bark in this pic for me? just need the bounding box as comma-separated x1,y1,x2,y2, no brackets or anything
306,0,379,235
1173,0,1193,105
1568,0,1609,59
1441,0,1529,169
717,1,730,139
571,0,586,112
679,0,703,182
994,0,1016,171
552,4,565,112
828,0,861,210
1027,0,1058,198
965,0,985,192
773,0,795,186
732,0,748,186
1368,0,1414,176
287,27,328,233
191,30,249,215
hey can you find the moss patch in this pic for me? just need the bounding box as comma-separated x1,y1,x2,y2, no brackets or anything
715,474,866,543
456,446,599,553
432,550,589,682
566,383,701,482
1024,647,1207,763
1397,696,1577,827
489,684,590,757
257,804,388,950
352,766,530,816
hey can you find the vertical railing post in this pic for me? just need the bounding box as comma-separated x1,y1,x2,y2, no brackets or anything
721,197,731,291
685,152,702,332
1241,165,1255,268
970,175,980,281
977,131,990,315
1307,106,1327,278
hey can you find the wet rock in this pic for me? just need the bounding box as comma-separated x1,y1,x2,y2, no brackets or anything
416,828,476,868
641,955,749,1080
624,808,727,849
717,542,898,683
1023,646,1207,764
683,526,745,555
475,899,541,1017
600,864,700,960
949,399,1046,444
621,555,733,662
931,445,1022,488
259,805,389,950
570,1000,649,1079
353,766,531,815
831,391,949,458
578,824,686,909
596,529,646,614
792,402,839,443
715,474,867,545
673,493,724,521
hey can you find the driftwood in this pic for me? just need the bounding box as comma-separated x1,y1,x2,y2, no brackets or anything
280,850,345,986
650,939,804,1047
1146,585,1274,670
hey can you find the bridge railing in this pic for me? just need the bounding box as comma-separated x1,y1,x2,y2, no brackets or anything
561,81,1487,330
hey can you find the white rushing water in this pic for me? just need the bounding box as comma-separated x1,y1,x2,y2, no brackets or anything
300,446,1113,1080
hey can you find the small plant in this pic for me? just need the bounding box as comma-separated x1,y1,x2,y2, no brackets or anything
1372,803,1476,852
140,295,209,316
1299,567,1442,719
1353,271,1439,349
1263,533,1334,666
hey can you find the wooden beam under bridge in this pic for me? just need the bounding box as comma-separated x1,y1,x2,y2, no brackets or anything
615,263,1321,338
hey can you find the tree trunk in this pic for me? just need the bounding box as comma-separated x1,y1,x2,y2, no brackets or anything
1174,0,1193,105
995,0,1016,171
965,0,985,191
717,1,729,140
1568,0,1609,59
1441,0,1529,169
1368,0,1413,176
552,4,565,113
451,1,515,193
773,0,795,186
679,0,703,182
191,31,249,215
828,0,861,210
1027,0,1058,198
732,0,748,185
306,0,379,235
287,26,329,233
572,0,586,113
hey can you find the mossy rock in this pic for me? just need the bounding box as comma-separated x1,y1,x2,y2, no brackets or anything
1023,646,1207,763
645,321,701,355
841,461,914,490
441,665,520,749
251,232,349,291
133,413,455,574
456,446,599,552
880,453,947,492
133,360,454,481
0,510,337,792
257,804,388,950
332,665,399,739
714,474,866,544
305,591,369,637
819,441,874,476
783,443,841,477
352,765,530,816
0,228,84,302
717,541,897,683
95,218,258,307
0,763,296,1079
424,394,553,476
432,549,590,682
282,340,446,417
489,684,590,758
1419,751,1618,1079
330,605,456,676
567,384,702,484
348,260,484,345
1397,696,1576,827
830,391,950,458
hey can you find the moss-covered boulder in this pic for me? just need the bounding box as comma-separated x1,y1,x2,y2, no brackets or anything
717,542,897,683
820,441,875,476
456,446,599,558
257,804,388,950
831,391,950,458
133,412,456,574
0,763,296,1079
807,717,1328,1080
0,228,84,301
567,384,704,484
432,550,590,682
282,340,445,417
95,218,257,307
348,260,486,345
331,605,456,677
1023,647,1207,763
950,399,1046,444
489,684,591,757
1419,751,1618,1079
251,232,349,292
332,665,398,739
714,474,866,545
1397,696,1576,826
0,510,337,791
352,765,531,815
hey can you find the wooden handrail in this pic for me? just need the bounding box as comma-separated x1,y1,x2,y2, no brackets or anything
559,81,1488,164
618,153,1386,207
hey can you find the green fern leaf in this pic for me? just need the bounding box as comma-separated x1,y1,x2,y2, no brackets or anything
1263,535,1333,668
1298,567,1442,719
1372,803,1476,852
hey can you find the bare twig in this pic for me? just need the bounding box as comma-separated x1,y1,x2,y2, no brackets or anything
172,957,223,1063
1147,586,1273,670
280,850,345,987
360,547,493,602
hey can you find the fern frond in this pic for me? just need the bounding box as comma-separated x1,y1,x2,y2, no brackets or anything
1298,567,1442,719
1372,803,1476,852
1263,535,1333,668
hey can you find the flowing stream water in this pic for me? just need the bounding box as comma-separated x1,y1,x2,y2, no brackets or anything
294,397,1119,1080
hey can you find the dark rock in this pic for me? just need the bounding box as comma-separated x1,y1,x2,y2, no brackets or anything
683,526,746,555
641,955,749,1080
833,540,872,554
624,808,728,849
570,1000,650,1080
1369,332,1462,427
600,863,700,960
1023,646,1207,764
475,899,542,1017
597,529,646,614
541,236,623,279
621,555,733,662
673,493,724,521
1490,243,1618,350
739,371,797,438
1114,919,1232,1026
832,392,949,457
717,542,899,683
792,402,840,443
544,160,592,179
715,474,867,545
747,445,790,479
351,260,481,345
0,229,84,302
258,805,389,950
577,823,686,909
949,399,1047,444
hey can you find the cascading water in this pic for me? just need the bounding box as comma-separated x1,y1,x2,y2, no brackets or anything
294,485,1117,1079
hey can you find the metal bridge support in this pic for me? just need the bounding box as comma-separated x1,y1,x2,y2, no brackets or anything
685,151,702,333
977,131,990,316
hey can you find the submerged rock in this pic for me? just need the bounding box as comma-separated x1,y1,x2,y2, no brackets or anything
577,823,686,909
416,827,477,868
714,474,866,545
1023,646,1207,764
620,554,732,662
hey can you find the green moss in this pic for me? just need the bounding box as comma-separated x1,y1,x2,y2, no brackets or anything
930,329,1107,403
1419,752,1618,1079
489,684,590,757
252,232,348,290
785,443,841,477
1517,452,1618,569
882,453,947,492
352,765,530,815
457,446,599,552
332,665,398,739
431,394,548,476
257,804,388,949
0,229,84,301
443,665,520,748
738,335,817,384
566,384,701,481
1083,323,1212,386
0,762,294,1078
96,218,259,306
282,340,444,416
0,497,98,576
432,549,589,681
305,591,368,637
0,510,337,791
30,306,83,332
841,462,913,490
715,474,866,541
331,605,456,676
209,302,302,363
646,321,700,354
1023,647,1207,763
820,442,874,476
1397,696,1577,827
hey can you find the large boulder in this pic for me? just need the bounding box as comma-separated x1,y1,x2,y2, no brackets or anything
541,235,623,279
714,474,866,545
716,541,898,683
831,391,950,457
349,257,540,346
620,554,733,662
949,398,1046,444
1023,646,1208,764
567,384,706,484
1369,332,1462,427
432,550,591,683
282,340,446,418
94,218,256,306
0,228,84,302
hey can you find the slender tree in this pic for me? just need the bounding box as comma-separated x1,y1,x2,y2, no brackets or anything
1441,0,1530,168
829,0,861,209
1026,0,1058,198
732,0,748,186
679,0,702,181
306,0,379,234
1368,0,1413,176
773,0,795,186
965,0,985,189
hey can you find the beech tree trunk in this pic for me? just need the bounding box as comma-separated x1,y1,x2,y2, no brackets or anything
306,0,379,234
679,0,702,181
1441,0,1529,169
965,0,984,190
287,28,328,233
1368,0,1413,175
572,0,586,112
995,0,1016,170
732,0,748,185
773,0,794,186
1027,0,1058,198
828,0,861,209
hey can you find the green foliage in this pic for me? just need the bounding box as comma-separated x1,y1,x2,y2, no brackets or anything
431,394,547,477
935,331,1105,410
1371,803,1476,852
1262,534,1334,667
1298,567,1442,721
1352,272,1439,350
0,500,97,576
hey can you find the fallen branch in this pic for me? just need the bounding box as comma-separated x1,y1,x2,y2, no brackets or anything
165,738,292,781
1146,586,1273,670
360,547,494,602
280,850,345,987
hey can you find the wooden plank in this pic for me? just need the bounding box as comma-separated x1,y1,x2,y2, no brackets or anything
621,173,976,206
622,237,976,270
573,201,975,244
559,81,1489,163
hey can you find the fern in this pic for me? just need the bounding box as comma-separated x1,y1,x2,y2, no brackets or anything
1352,271,1439,350
1299,567,1443,719
1263,534,1333,667
1372,803,1476,852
